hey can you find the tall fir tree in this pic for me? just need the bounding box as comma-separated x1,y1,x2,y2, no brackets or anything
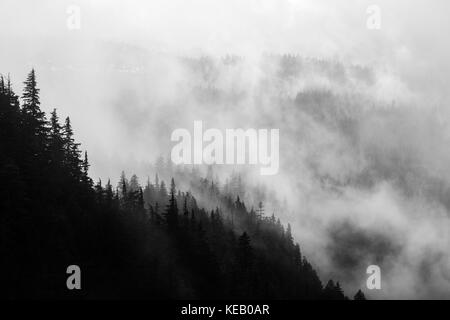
237,232,253,271
21,69,48,161
354,289,366,300
165,178,178,230
82,151,92,186
63,117,82,178
49,109,64,163
22,69,43,119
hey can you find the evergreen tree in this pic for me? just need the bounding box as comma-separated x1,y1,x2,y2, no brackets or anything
0,74,21,160
136,187,145,216
129,174,140,192
48,109,64,166
62,117,82,178
286,223,294,247
20,69,48,164
159,180,168,203
354,289,367,300
256,201,264,218
82,151,92,186
154,173,159,191
105,179,114,207
95,179,104,203
237,232,253,271
21,69,44,121
294,243,302,268
118,171,129,209
323,280,346,300
4,74,20,109
183,197,189,217
164,178,178,230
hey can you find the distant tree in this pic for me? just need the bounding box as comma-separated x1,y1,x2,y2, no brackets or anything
354,289,367,300
63,117,82,177
164,178,178,230
335,282,345,299
5,74,20,108
21,69,44,122
129,174,140,192
155,156,165,175
323,280,346,300
82,151,92,186
154,173,159,191
21,69,48,163
118,171,128,196
286,223,294,247
94,179,103,203
49,109,63,152
256,201,264,218
294,243,302,268
182,196,189,227
0,74,21,161
237,232,253,271
159,180,168,203
0,75,4,94
323,280,336,299
137,187,145,215
105,179,114,207
190,208,196,229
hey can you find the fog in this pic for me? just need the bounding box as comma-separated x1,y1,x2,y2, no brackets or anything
1,0,449,299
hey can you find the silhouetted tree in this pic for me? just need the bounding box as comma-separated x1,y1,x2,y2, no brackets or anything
354,289,367,300
237,232,253,271
165,178,178,230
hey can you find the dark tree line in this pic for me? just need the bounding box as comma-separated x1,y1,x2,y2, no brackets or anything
0,70,365,300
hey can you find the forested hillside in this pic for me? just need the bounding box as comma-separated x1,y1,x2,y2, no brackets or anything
0,70,364,300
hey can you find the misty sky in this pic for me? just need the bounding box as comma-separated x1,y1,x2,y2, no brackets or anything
1,0,450,299
1,0,449,172
1,0,449,89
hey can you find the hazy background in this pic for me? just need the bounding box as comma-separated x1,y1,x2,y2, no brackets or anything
1,0,449,299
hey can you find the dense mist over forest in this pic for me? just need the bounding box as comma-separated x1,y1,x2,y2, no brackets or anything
1,0,449,299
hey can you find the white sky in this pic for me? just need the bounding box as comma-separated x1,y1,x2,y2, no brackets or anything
1,0,448,97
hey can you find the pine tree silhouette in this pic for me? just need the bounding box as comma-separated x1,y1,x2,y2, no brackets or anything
354,289,367,300
165,178,178,230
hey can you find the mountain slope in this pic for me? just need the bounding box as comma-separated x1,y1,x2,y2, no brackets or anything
0,70,360,299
